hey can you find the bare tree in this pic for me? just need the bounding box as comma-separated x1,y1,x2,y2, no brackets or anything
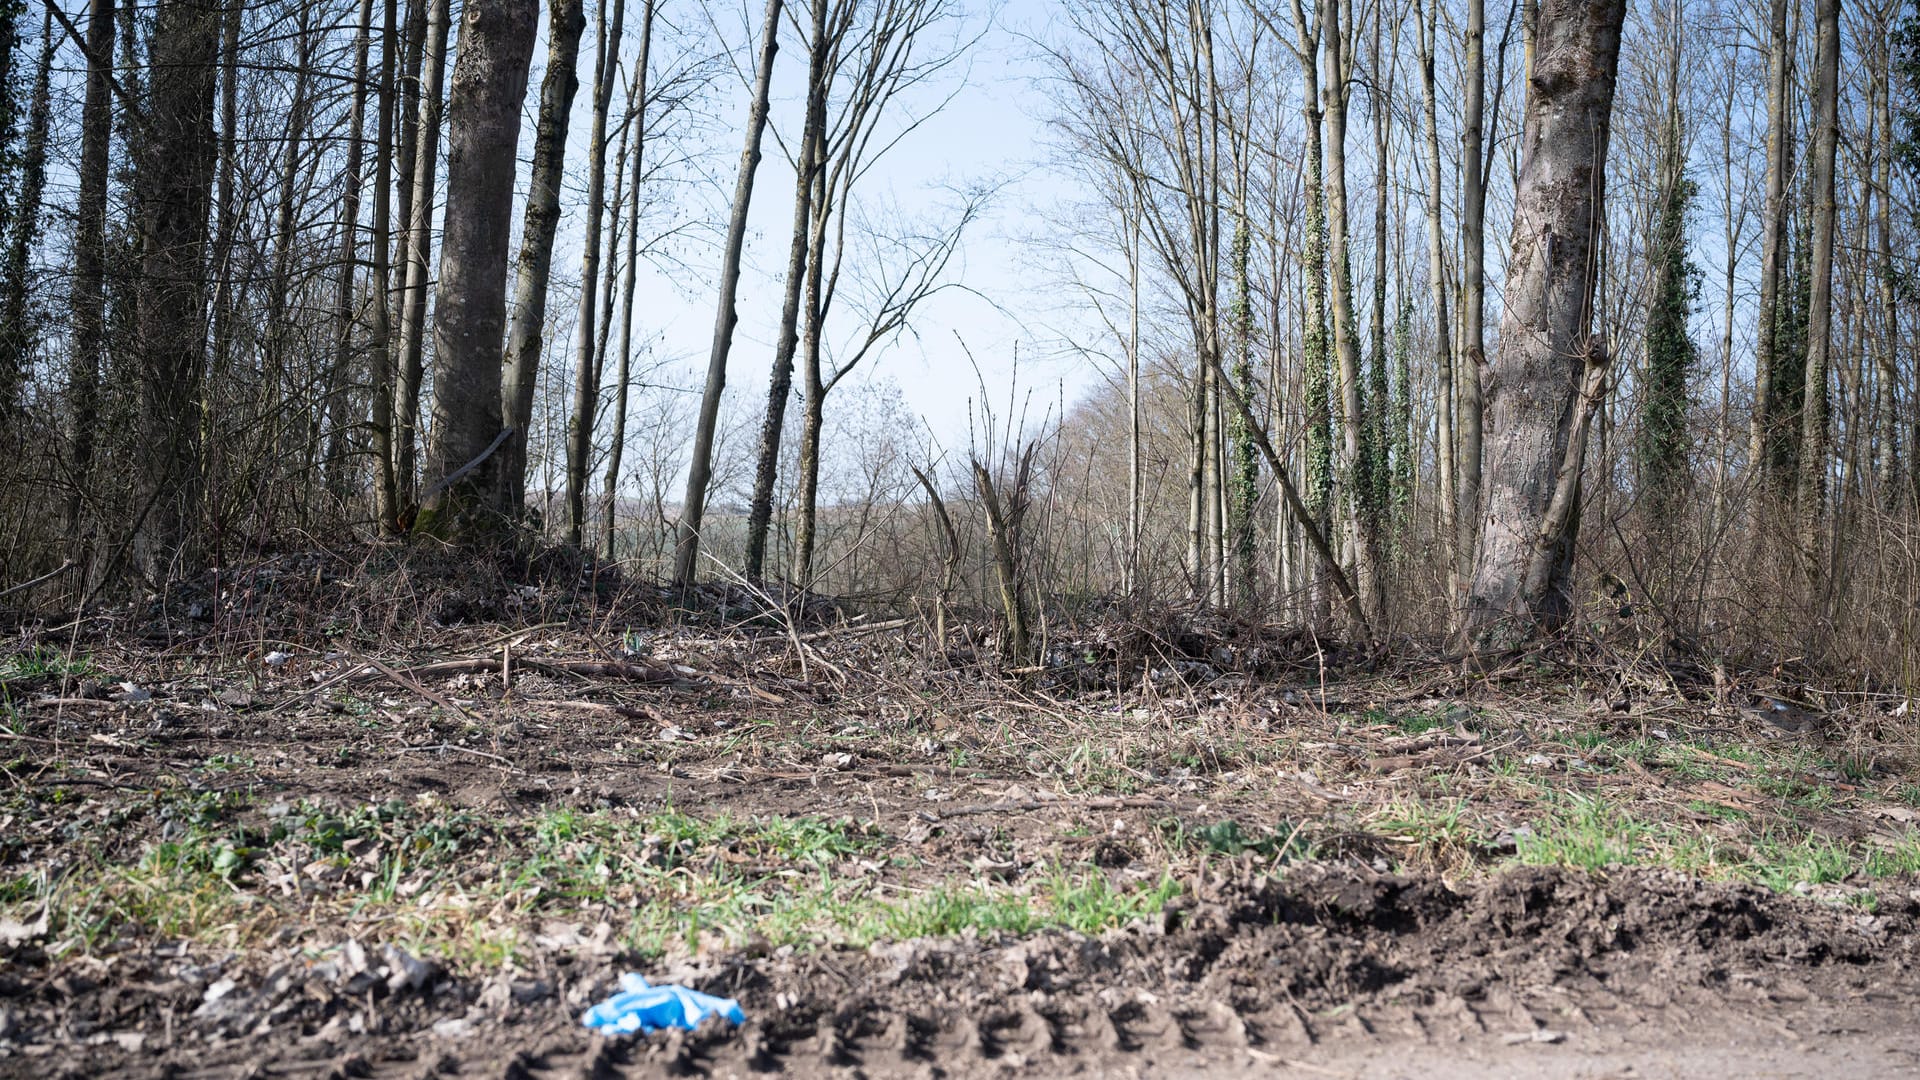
565,0,628,548
743,0,836,582
671,0,784,584
1795,0,1840,572
1454,0,1627,652
500,0,586,518
603,0,659,559
394,0,451,514
414,0,539,540
60,0,117,572
130,0,221,578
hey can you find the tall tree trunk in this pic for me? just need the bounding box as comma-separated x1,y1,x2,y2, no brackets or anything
791,173,830,586
1454,0,1626,652
564,0,626,548
744,1,828,582
1454,0,1487,607
262,8,313,514
369,0,401,532
131,0,222,579
0,8,51,420
394,0,450,514
1750,0,1790,486
1871,3,1898,495
1795,0,1840,576
413,0,538,541
63,0,114,553
500,0,585,520
1415,0,1454,578
672,0,784,584
324,0,376,501
1368,4,1395,541
1287,0,1333,628
205,0,240,438
603,0,656,559
1323,0,1381,626
1127,203,1142,597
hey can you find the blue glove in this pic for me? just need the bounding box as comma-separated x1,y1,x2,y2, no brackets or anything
579,973,747,1035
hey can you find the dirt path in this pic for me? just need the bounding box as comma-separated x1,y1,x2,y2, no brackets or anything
8,862,1917,1078
4,625,1918,1078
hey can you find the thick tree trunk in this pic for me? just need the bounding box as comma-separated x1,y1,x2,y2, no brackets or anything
1454,0,1626,653
1795,0,1840,571
498,0,584,521
394,0,450,513
672,0,784,585
63,0,114,552
413,0,537,542
131,0,221,579
564,0,626,548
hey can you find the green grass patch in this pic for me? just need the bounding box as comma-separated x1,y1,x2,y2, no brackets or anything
1164,818,1314,861
1509,792,1920,893
3,794,1180,970
0,647,97,687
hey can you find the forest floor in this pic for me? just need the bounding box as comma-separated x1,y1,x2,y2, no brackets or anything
2,558,1919,1077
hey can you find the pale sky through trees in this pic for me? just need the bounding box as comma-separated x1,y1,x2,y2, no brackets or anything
548,0,1075,463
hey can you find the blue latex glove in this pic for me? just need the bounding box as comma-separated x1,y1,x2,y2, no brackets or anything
579,973,746,1035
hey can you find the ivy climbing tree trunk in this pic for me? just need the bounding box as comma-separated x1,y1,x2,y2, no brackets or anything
1795,0,1840,580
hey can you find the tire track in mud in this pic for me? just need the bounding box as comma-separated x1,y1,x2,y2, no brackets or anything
16,864,1920,1078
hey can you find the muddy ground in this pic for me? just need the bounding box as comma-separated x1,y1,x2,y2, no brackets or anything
3,598,1918,1077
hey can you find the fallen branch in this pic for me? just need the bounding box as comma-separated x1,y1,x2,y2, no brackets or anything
922,795,1187,820
360,655,472,718
393,743,518,769
795,617,910,643
0,560,76,600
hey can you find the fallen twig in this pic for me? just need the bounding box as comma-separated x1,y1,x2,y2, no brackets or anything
393,743,518,769
360,655,472,718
